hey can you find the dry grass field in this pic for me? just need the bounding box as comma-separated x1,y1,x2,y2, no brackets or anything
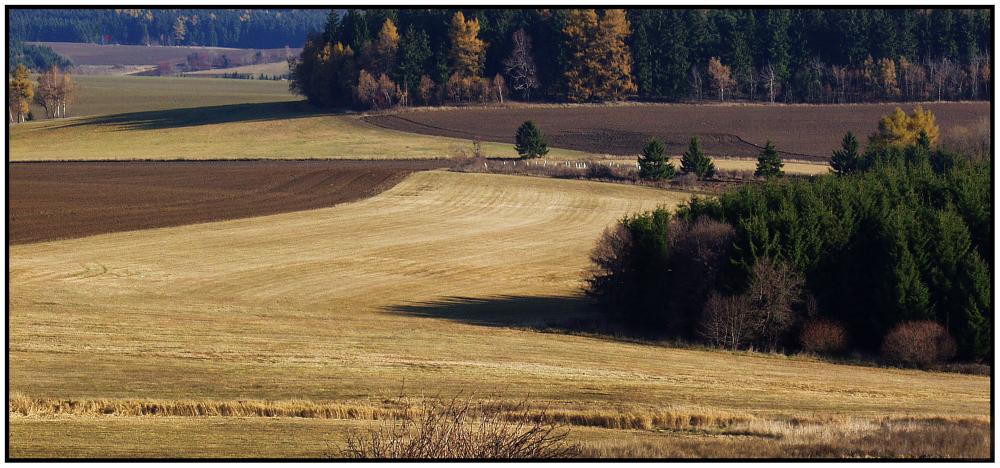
184,61,290,77
9,76,827,174
31,41,291,67
8,171,990,458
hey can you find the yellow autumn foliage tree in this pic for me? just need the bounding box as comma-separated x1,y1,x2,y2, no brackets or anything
449,12,486,78
872,105,940,148
374,18,400,76
563,9,636,102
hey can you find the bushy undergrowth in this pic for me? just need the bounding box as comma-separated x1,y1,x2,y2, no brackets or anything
588,141,991,362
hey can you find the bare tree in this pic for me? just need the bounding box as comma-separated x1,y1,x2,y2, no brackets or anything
927,57,957,101
689,65,703,101
502,29,539,102
763,63,778,103
969,52,983,99
745,67,759,102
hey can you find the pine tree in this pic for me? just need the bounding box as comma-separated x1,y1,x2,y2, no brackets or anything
514,120,549,159
398,26,430,96
638,139,676,180
680,137,715,179
755,141,784,178
830,131,860,176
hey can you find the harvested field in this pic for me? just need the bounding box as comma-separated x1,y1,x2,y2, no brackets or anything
8,159,448,245
8,171,989,458
30,41,293,67
364,102,990,161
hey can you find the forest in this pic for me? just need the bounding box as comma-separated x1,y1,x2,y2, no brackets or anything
8,9,327,49
292,8,992,108
7,41,72,71
587,119,991,365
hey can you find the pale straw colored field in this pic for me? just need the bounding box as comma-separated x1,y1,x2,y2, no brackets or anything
8,171,988,458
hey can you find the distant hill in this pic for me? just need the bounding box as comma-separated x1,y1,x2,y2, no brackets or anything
8,8,328,49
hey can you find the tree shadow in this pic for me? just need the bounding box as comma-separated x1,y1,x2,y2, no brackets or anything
56,100,343,131
384,295,603,330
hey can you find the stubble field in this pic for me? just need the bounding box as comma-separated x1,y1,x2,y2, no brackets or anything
6,72,992,459
8,170,991,458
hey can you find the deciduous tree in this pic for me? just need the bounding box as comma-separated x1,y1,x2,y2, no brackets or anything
707,57,735,101
8,64,34,123
502,28,539,101
449,12,486,78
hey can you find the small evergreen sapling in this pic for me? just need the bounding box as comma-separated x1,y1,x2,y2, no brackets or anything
514,120,549,159
680,137,716,179
755,140,784,178
638,139,676,180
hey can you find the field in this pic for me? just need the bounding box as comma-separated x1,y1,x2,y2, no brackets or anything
25,75,294,118
9,160,448,244
10,75,822,174
8,170,990,458
7,67,991,458
31,41,292,67
365,102,991,160
185,61,290,77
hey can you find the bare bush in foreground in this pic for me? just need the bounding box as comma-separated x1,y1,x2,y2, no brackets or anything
881,320,957,368
344,397,579,459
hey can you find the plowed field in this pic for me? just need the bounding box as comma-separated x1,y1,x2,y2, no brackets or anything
8,159,448,244
365,102,989,161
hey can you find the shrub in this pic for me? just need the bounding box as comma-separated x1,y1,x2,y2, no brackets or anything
745,258,804,351
881,320,957,367
799,318,848,354
514,120,549,159
699,293,755,350
344,397,578,459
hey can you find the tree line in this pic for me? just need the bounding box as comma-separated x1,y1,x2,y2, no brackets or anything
587,108,991,365
8,64,77,123
7,41,72,71
291,8,991,109
8,9,326,48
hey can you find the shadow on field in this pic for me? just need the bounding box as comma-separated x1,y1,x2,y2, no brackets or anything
60,100,338,130
385,295,601,330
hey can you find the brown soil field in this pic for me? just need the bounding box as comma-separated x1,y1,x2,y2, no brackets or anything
365,102,989,161
8,159,448,245
30,41,294,66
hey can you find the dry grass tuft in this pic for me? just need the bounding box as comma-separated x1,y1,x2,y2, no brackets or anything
344,397,579,459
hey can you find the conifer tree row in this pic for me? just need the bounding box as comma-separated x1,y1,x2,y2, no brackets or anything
289,8,991,109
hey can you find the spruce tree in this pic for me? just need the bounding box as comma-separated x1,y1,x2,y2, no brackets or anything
638,139,676,180
514,120,549,158
830,131,860,176
680,137,716,179
755,141,784,178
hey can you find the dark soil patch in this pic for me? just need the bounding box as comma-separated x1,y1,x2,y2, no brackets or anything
365,102,989,161
8,159,449,245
